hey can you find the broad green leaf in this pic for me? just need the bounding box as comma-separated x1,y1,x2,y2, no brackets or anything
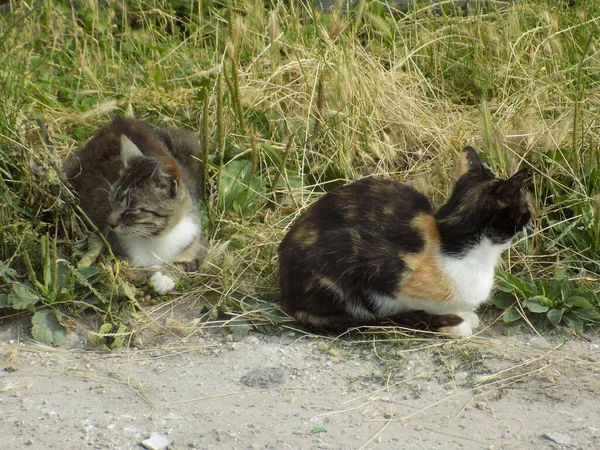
218,160,266,216
502,307,522,323
565,296,593,309
99,323,113,334
31,310,67,346
275,173,303,191
78,266,101,280
572,308,600,322
489,293,516,309
547,308,564,326
8,283,40,310
0,294,8,307
109,324,128,349
231,324,252,342
496,273,535,297
523,298,549,313
529,295,553,307
503,322,523,336
54,261,71,294
563,315,584,333
0,261,20,283
473,72,492,91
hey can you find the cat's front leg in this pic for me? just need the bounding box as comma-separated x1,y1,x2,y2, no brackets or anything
125,265,178,295
149,271,176,295
439,311,479,338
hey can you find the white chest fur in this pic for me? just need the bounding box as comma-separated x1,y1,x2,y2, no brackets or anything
438,237,509,310
371,237,508,318
118,215,200,267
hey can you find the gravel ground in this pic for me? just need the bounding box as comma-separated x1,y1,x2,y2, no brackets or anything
1,313,600,450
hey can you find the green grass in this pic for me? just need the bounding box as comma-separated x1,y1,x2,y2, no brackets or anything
0,0,599,346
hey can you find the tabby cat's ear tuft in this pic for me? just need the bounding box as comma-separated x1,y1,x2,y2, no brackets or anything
160,157,180,191
120,135,144,167
456,146,484,178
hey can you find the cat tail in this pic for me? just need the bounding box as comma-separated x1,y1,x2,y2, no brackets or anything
289,310,464,334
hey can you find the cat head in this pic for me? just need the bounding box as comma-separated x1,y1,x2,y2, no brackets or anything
435,146,531,247
106,135,188,237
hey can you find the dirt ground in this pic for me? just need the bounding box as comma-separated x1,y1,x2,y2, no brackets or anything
1,309,600,450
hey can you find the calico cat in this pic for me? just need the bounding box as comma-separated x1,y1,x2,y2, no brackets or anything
278,147,530,337
64,116,206,294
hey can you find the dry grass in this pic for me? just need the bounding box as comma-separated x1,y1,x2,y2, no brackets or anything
0,1,599,344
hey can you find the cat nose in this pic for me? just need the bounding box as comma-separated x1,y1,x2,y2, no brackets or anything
107,212,120,228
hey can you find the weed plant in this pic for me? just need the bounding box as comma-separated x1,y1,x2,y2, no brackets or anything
0,0,599,346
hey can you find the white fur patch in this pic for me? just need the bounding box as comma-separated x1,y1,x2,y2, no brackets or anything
438,237,508,311
119,214,200,267
370,237,508,319
440,321,473,338
150,271,176,295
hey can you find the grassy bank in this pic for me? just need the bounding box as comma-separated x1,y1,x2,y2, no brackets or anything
0,0,599,346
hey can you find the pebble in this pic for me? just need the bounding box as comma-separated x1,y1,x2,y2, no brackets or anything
542,432,571,446
141,433,171,450
240,367,287,388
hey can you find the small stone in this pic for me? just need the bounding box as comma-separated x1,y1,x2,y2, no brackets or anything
542,432,571,446
141,433,171,450
240,367,287,388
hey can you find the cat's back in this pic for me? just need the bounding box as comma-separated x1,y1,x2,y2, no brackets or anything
280,177,434,268
64,117,165,181
285,177,432,237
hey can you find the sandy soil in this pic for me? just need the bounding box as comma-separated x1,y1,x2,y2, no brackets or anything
1,312,600,450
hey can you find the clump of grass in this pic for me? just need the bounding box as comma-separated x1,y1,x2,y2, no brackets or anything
0,1,599,346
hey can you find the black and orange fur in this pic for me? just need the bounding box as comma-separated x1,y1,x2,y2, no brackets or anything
278,147,530,334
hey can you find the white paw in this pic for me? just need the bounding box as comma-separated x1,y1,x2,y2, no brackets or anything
149,271,175,295
440,321,472,338
458,311,480,330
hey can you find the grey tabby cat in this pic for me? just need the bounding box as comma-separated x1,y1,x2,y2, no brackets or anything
64,116,206,294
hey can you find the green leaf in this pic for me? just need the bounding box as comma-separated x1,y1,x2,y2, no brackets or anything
77,266,101,280
489,293,516,309
547,308,564,326
523,298,549,313
0,260,20,283
99,323,113,334
218,160,265,216
0,294,8,307
503,322,523,336
502,307,522,323
230,318,253,342
563,315,584,333
496,273,536,297
572,308,600,322
311,427,327,434
31,310,67,346
109,324,128,349
565,296,594,309
8,283,40,309
473,72,492,91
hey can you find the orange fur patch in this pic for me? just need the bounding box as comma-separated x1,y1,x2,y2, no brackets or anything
291,227,319,247
396,214,454,302
456,152,470,177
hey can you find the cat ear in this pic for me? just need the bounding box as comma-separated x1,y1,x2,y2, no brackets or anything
456,146,484,178
499,168,528,197
160,157,180,191
120,135,144,167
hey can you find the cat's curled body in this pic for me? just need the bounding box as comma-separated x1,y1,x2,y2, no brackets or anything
64,116,206,294
279,147,530,336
